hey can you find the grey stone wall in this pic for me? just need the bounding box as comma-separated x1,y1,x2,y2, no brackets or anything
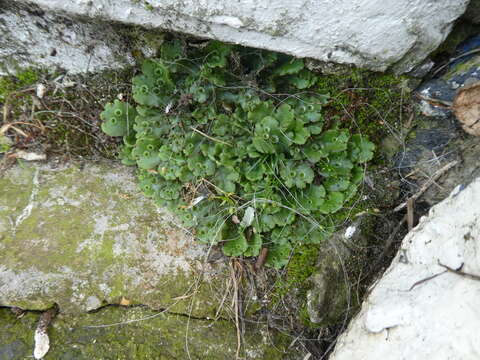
2,0,470,74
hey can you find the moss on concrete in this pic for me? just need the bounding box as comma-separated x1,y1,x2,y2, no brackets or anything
0,306,298,359
0,161,233,317
0,68,40,101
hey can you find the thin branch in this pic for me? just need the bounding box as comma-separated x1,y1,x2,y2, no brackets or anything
415,93,453,108
407,198,415,231
408,270,447,291
230,260,242,360
254,248,269,272
431,48,480,78
394,160,458,212
438,261,480,281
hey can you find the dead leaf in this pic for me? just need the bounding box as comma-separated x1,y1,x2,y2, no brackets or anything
254,247,269,272
453,81,480,136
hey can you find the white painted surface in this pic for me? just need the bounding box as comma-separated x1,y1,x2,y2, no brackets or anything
330,177,480,360
9,0,469,73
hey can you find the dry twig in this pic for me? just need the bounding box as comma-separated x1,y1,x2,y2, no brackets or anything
230,259,244,360
415,93,453,107
431,48,480,78
407,261,479,292
3,88,35,123
254,248,269,272
438,261,480,281
408,270,447,291
394,160,458,212
407,198,415,231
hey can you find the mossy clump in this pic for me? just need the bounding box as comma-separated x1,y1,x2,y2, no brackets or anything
100,39,375,268
315,69,409,143
270,244,320,303
0,306,298,359
0,68,39,102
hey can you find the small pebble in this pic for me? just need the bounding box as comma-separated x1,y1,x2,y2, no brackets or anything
344,225,357,239
36,84,47,99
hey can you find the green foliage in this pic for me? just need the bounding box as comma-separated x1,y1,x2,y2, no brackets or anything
101,39,375,268
100,99,137,137
0,69,39,102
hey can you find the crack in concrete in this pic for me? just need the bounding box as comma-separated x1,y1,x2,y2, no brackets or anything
1,303,229,326
85,303,229,327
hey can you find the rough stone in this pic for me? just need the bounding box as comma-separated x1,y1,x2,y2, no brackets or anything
0,1,137,75
330,176,480,360
417,36,480,118
306,227,360,325
5,0,470,74
0,160,229,316
0,306,297,359
463,0,480,24
397,37,480,205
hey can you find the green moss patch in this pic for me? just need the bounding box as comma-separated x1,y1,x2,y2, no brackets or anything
0,306,298,359
0,162,229,316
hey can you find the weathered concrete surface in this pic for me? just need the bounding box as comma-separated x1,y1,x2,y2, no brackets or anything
0,160,228,315
0,307,297,359
6,0,470,73
330,176,480,360
0,1,138,75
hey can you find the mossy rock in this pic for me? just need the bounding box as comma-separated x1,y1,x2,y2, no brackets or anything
0,160,231,317
0,306,298,359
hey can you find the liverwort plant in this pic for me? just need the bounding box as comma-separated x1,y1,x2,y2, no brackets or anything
100,39,375,268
